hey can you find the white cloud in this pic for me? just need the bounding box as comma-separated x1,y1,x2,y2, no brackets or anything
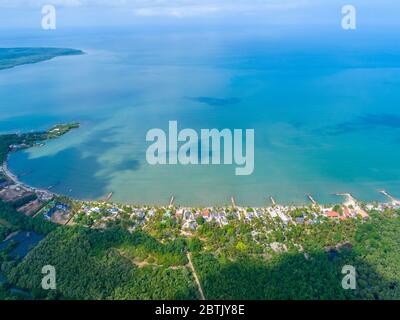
134,5,219,18
132,1,311,17
0,0,311,13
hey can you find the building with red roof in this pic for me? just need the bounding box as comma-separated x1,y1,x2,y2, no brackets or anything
326,211,340,218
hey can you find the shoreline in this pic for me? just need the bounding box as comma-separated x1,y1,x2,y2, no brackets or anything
1,156,56,196
3,155,399,208
1,124,399,209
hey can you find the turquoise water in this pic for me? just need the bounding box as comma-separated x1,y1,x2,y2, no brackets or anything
1,27,400,206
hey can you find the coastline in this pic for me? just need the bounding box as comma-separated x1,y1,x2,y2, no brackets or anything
1,155,55,196
3,152,399,209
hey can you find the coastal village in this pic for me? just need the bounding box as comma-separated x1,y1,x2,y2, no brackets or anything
1,123,400,239
1,154,400,233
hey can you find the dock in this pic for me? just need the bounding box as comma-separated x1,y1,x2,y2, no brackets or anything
307,194,317,205
269,196,276,206
104,192,113,202
168,195,175,207
47,181,60,191
231,196,237,208
379,190,400,205
335,192,357,206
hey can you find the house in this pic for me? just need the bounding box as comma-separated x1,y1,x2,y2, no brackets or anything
176,209,184,217
268,209,278,218
277,211,290,224
90,207,101,214
164,211,172,218
358,209,369,220
182,220,197,230
342,207,352,217
325,211,339,218
56,203,69,211
365,204,375,211
136,211,145,219
183,211,192,220
201,209,210,218
108,207,120,215
44,207,57,220
295,217,305,224
255,210,263,218
220,216,229,226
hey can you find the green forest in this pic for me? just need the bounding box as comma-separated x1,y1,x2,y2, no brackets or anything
3,225,198,300
0,207,398,300
192,212,400,300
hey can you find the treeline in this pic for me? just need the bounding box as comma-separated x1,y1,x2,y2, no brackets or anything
6,226,198,300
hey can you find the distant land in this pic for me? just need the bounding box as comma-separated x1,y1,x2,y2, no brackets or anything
0,47,84,71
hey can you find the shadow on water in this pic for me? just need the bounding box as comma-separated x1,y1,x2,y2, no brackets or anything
9,129,142,201
315,113,400,136
10,147,108,200
187,96,241,107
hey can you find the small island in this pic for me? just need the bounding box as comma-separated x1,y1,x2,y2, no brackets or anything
0,48,84,71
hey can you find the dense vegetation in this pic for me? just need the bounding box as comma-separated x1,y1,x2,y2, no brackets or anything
0,209,398,300
192,212,400,300
5,226,198,300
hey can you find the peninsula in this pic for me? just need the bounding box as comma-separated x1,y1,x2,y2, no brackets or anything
0,48,84,71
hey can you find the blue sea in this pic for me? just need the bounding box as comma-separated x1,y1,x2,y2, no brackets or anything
1,25,400,206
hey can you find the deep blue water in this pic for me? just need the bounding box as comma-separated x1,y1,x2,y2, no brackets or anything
1,26,400,206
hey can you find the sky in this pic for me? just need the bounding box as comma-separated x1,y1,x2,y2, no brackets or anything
0,0,399,29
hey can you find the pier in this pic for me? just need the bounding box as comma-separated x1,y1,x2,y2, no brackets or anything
168,195,175,207
335,192,357,206
269,196,277,206
307,194,317,206
104,192,113,202
379,190,400,205
231,196,237,208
